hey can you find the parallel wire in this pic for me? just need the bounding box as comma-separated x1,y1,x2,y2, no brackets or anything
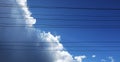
1,13,120,17
0,2,120,11
1,5,120,10
1,17,120,22
0,41,119,47
0,22,120,28
0,45,119,47
0,41,120,43
0,49,119,52
1,24,120,29
0,3,120,52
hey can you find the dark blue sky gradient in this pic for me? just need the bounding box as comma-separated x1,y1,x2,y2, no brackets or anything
28,0,120,62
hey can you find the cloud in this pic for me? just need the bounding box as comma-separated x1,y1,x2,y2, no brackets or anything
40,32,74,62
0,0,116,62
101,59,106,62
101,56,114,62
92,55,96,58
15,0,36,26
0,0,86,62
74,55,86,62
108,56,114,62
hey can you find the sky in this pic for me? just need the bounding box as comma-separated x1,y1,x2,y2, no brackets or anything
27,0,120,62
0,0,120,62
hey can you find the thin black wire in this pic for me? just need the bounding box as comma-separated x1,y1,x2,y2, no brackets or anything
1,24,120,29
0,42,119,47
35,18,120,21
1,5,120,10
0,26,120,29
0,48,119,52
0,44,119,52
0,2,120,11
0,4,119,48
1,3,120,53
1,13,120,17
0,45,119,47
0,25,120,29
1,17,120,22
0,41,120,43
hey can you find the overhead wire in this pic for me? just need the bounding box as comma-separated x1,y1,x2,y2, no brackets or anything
0,5,120,10
0,23,120,29
1,16,120,22
0,3,120,52
1,12,120,17
1,3,120,10
0,48,119,52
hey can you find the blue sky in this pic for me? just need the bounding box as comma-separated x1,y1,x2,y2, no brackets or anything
27,0,120,62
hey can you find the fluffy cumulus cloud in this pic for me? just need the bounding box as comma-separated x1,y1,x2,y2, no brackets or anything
74,55,86,62
101,56,114,62
0,0,86,62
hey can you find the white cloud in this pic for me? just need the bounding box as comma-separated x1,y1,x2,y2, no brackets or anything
0,0,86,62
74,55,86,62
13,0,36,26
108,56,114,62
101,59,106,62
40,32,73,62
92,55,96,58
40,32,87,62
0,0,117,62
101,56,114,62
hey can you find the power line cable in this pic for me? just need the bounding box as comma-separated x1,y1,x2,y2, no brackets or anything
0,48,119,52
0,41,120,43
1,13,120,17
1,5,120,10
1,25,120,29
1,17,120,22
0,44,120,48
